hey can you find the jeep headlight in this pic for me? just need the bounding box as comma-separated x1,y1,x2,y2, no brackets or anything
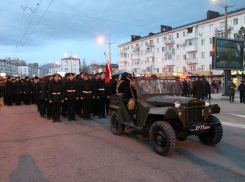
174,99,181,109
204,99,210,107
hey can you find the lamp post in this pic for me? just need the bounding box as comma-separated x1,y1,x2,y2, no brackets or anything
98,36,115,64
212,0,236,96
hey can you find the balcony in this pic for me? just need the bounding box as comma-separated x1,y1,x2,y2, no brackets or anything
163,60,175,66
119,57,127,62
186,58,198,64
214,26,225,34
145,51,154,57
119,65,127,70
132,54,140,60
164,49,175,55
185,44,197,52
131,63,140,69
164,38,175,45
186,32,198,39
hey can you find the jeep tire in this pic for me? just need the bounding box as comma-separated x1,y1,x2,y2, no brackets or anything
110,110,125,136
198,115,223,146
150,121,176,156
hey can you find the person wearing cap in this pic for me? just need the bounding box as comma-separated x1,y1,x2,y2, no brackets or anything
94,72,107,118
22,77,33,105
105,74,119,115
14,77,22,106
64,73,79,121
33,77,40,109
80,73,94,120
77,72,85,118
238,80,245,103
5,77,14,106
190,76,204,99
42,75,53,120
116,72,131,94
48,74,64,123
227,79,236,103
36,78,45,117
91,73,100,116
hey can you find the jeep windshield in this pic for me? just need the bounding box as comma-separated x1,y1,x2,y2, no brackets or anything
137,79,180,94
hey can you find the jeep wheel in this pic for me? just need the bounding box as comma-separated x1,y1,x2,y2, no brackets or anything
150,121,176,156
198,115,223,146
110,110,125,136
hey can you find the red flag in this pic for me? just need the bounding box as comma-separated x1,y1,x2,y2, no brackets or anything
104,52,112,83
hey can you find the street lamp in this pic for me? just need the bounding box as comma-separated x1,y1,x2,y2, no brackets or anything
98,36,115,64
212,0,236,96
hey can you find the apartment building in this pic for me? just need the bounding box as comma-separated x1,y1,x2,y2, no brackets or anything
0,59,18,76
118,8,245,80
60,57,81,74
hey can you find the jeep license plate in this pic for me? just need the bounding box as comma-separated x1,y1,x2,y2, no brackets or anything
195,125,211,131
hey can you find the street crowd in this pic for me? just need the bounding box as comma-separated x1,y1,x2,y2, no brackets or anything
0,72,120,122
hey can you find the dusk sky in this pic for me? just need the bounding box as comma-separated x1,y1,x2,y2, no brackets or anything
1,0,245,66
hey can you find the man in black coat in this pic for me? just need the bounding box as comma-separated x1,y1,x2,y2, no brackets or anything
95,72,107,118
116,72,131,94
105,74,119,115
64,73,79,121
238,80,245,103
14,77,22,106
0,80,3,98
80,73,94,120
5,77,14,106
182,80,187,97
41,75,53,120
23,77,33,105
36,78,45,117
190,76,204,99
33,77,40,110
201,75,210,100
48,74,64,123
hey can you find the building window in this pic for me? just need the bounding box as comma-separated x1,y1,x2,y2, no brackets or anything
209,64,212,70
177,44,179,49
157,68,159,73
201,26,205,33
209,24,213,31
201,39,205,45
234,33,238,39
131,45,133,49
183,31,185,37
183,55,186,60
201,65,205,71
183,66,186,71
201,52,205,58
157,38,159,43
233,18,238,25
157,48,159,53
191,66,196,71
176,33,179,38
210,51,212,57
177,55,180,60
150,39,153,44
210,38,212,44
220,22,225,28
157,58,160,63
162,47,164,52
140,42,143,46
177,67,180,72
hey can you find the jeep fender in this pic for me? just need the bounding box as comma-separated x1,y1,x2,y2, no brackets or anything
147,107,178,120
209,104,220,114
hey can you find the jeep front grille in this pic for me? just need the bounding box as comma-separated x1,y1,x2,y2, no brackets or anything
185,103,204,125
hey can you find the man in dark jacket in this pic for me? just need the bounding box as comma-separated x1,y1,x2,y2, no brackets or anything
95,72,107,118
116,72,131,94
64,73,79,121
190,76,204,99
182,80,187,97
23,77,33,105
48,74,64,123
14,77,22,106
227,80,236,103
201,75,210,100
238,80,245,103
41,75,53,120
36,78,45,117
33,77,40,110
80,73,94,120
5,77,14,106
105,74,119,115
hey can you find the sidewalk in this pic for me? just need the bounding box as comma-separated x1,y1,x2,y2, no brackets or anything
211,90,241,101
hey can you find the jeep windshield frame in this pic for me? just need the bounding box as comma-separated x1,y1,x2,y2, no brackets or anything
135,78,181,96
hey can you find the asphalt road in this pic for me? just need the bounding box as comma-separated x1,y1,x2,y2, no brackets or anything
0,98,245,182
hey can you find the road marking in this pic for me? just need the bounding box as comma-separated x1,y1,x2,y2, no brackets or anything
221,121,245,129
229,113,245,118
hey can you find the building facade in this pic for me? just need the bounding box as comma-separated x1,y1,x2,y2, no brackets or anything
118,9,245,81
0,59,18,76
60,57,81,74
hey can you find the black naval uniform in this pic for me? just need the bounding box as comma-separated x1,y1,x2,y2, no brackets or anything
95,78,107,118
42,80,52,119
36,81,45,116
190,79,204,99
23,80,33,105
105,78,117,115
5,80,14,106
64,79,79,121
14,81,23,106
80,79,94,119
48,80,64,122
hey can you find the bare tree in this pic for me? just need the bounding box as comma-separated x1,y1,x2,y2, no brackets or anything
237,26,245,41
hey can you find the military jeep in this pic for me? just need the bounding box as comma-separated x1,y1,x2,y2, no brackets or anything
109,78,223,156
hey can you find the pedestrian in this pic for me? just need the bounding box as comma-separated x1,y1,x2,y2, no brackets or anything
95,72,107,119
48,74,64,123
238,80,245,103
80,73,94,120
14,77,22,106
5,77,14,106
227,79,236,103
216,81,220,93
201,75,210,100
182,80,187,97
23,77,33,105
186,81,190,97
211,81,216,93
64,73,79,121
190,76,203,99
